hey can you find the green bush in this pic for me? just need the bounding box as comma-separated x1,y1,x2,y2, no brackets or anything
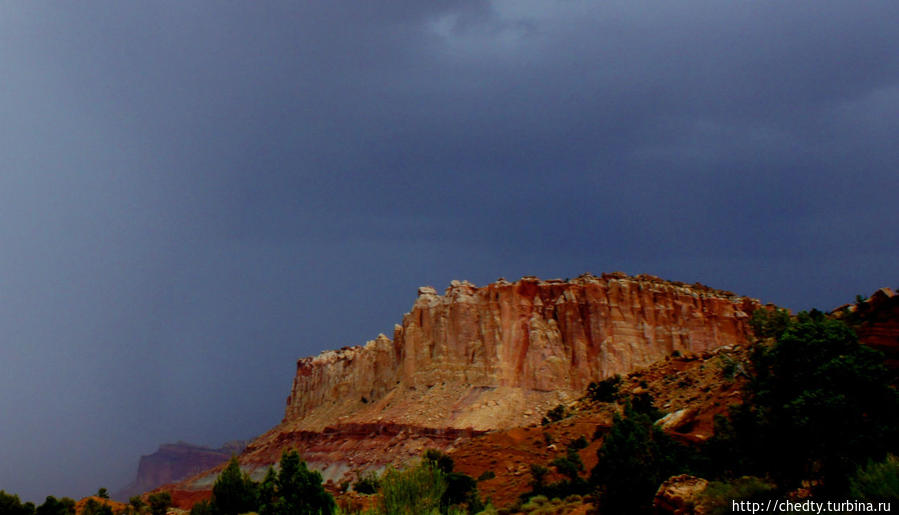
189,499,216,515
627,391,663,421
81,499,112,515
147,492,171,515
423,449,454,474
568,436,588,450
353,471,380,494
586,375,621,403
849,455,899,500
378,460,447,515
697,477,776,515
541,405,567,425
477,470,495,481
127,496,144,514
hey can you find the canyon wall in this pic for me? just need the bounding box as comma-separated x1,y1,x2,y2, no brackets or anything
165,273,760,500
282,273,759,432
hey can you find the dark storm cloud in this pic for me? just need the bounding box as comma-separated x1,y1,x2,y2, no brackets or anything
1,0,896,501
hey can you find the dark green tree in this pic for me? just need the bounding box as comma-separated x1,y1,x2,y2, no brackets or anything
35,495,75,515
95,489,109,500
423,449,454,474
0,491,34,515
147,492,171,515
749,307,791,339
35,496,74,515
189,500,216,515
259,450,334,515
589,404,686,514
422,449,481,511
81,500,112,515
352,472,379,495
710,312,899,492
127,496,144,514
212,456,257,515
587,375,621,402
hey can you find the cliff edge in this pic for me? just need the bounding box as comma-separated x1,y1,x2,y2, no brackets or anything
278,273,759,433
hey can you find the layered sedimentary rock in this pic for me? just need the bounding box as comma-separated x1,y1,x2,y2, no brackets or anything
168,273,759,499
282,273,759,432
834,287,899,374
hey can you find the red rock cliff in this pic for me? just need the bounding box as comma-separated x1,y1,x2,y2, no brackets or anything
282,273,759,432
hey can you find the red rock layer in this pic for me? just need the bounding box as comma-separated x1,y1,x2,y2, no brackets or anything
283,273,759,431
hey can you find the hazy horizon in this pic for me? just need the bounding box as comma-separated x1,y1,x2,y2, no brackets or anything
1,1,896,503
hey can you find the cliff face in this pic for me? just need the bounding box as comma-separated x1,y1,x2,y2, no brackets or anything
282,273,759,432
834,287,899,376
166,273,760,501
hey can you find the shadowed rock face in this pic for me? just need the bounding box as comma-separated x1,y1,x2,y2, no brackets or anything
283,273,759,432
834,287,899,376
115,441,245,501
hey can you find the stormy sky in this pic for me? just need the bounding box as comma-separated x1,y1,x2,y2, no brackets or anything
1,1,896,502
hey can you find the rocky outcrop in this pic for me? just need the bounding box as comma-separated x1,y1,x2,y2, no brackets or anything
283,273,758,431
168,273,759,502
114,441,246,501
833,287,899,377
654,475,709,514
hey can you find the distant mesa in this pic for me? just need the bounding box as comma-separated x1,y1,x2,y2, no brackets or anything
114,440,247,501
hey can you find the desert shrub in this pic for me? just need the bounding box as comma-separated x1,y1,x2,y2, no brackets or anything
423,449,455,474
189,499,216,515
586,375,621,403
422,449,482,511
353,471,380,495
717,355,739,380
444,472,481,512
627,391,663,421
81,499,112,515
378,460,446,515
849,454,899,500
697,477,776,515
473,504,498,515
127,496,144,514
568,436,588,450
702,477,775,514
527,465,549,493
541,405,567,425
147,493,171,515
477,470,495,481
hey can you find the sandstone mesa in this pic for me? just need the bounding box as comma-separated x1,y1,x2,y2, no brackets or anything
164,272,760,496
